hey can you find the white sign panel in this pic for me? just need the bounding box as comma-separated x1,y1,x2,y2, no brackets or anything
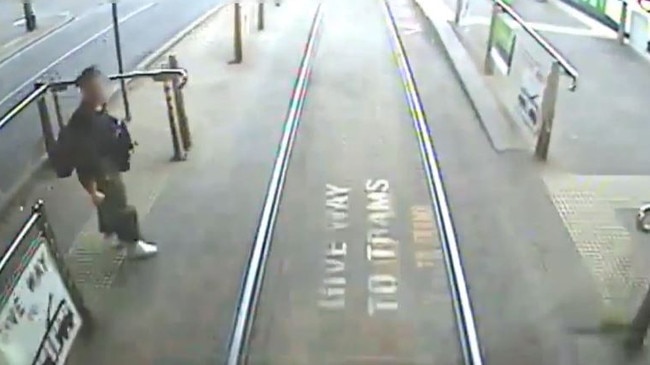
0,240,82,365
517,50,546,131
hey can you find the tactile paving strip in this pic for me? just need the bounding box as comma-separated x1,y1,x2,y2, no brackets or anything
65,233,126,290
543,173,649,312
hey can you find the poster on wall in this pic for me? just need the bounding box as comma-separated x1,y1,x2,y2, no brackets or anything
490,14,517,75
517,50,546,131
0,238,82,365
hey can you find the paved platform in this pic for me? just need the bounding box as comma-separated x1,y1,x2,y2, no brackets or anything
415,0,650,362
2,0,650,363
424,0,650,176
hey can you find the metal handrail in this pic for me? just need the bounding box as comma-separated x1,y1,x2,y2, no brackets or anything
0,84,49,131
494,0,579,91
0,202,42,275
0,68,189,132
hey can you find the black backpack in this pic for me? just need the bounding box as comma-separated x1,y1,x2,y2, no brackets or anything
107,116,134,172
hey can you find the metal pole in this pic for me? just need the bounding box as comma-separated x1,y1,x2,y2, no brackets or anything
534,61,560,161
111,0,132,121
618,1,628,45
454,0,464,24
163,81,184,161
483,4,499,75
231,3,243,64
625,285,650,351
258,2,265,31
51,90,65,129
168,55,192,151
36,91,56,159
22,0,37,32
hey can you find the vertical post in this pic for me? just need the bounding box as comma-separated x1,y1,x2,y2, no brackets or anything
168,55,192,151
51,90,65,129
163,81,184,161
534,62,560,161
111,0,132,121
454,0,464,25
258,1,265,31
625,285,650,351
22,0,37,32
483,4,499,75
231,3,244,64
34,200,94,332
618,1,628,45
36,90,56,159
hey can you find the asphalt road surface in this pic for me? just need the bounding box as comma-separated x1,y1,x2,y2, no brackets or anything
0,0,224,201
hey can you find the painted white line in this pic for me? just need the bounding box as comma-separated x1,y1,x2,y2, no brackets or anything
0,1,158,108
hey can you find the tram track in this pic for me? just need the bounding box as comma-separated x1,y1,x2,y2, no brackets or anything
225,0,484,363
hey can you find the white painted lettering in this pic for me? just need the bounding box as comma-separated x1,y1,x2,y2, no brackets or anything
367,274,399,315
365,180,399,315
365,179,389,193
325,258,345,274
321,185,350,310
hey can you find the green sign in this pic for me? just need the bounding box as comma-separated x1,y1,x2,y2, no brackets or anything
492,14,517,74
580,0,607,14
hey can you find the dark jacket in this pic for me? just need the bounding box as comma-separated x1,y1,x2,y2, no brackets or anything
55,103,122,185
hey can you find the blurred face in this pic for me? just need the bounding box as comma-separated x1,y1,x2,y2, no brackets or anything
80,76,107,105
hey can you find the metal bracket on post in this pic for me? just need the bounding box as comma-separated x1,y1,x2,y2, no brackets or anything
35,85,57,160
230,3,244,64
168,55,192,152
483,3,500,75
534,62,560,161
162,81,186,161
618,1,628,45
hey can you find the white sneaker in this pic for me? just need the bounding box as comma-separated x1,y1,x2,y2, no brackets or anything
126,240,158,260
103,234,123,249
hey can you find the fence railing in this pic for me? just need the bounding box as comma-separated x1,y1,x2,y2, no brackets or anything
453,0,580,161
